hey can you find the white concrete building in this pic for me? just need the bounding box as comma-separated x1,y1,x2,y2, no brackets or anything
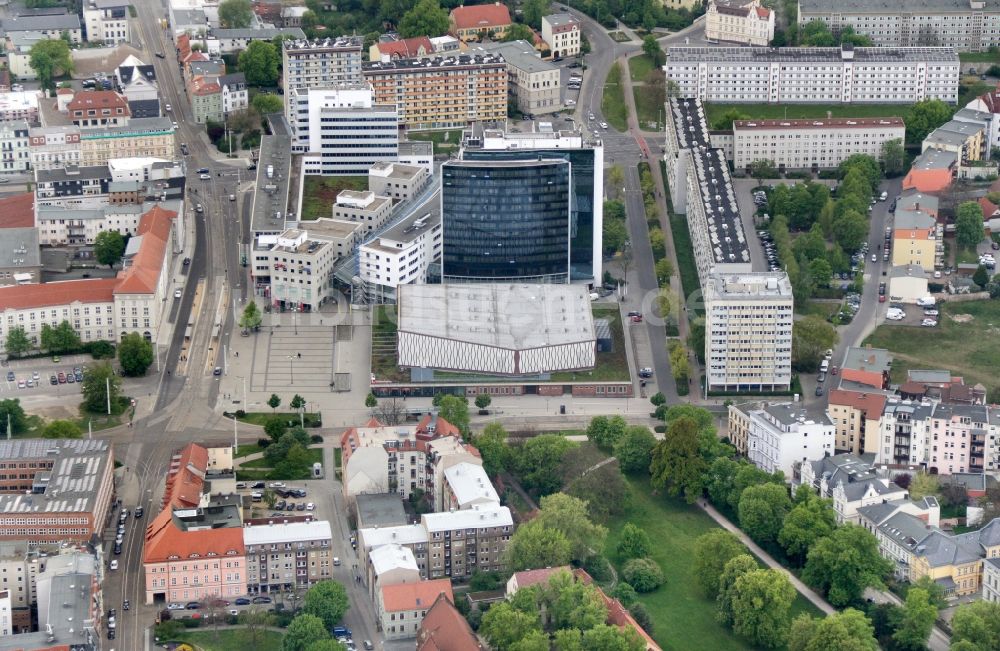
331,190,394,234
368,162,430,201
257,229,341,312
441,462,499,512
28,126,82,171
730,117,906,171
663,46,960,104
289,84,399,175
0,121,30,174
541,13,581,58
368,544,422,601
219,73,248,117
965,86,1000,157
0,91,40,123
359,198,441,302
705,0,774,46
83,0,130,44
732,402,835,477
209,27,305,53
798,0,1000,53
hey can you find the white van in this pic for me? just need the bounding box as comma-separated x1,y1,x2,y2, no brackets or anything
916,296,936,307
250,492,263,502
820,359,829,373
887,308,906,320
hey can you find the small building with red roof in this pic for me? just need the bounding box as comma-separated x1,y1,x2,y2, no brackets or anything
0,192,40,285
449,2,511,41
417,592,483,651
370,36,435,61
378,578,454,640
65,90,130,129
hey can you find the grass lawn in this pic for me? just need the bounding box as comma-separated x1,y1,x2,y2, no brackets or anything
864,300,1000,390
237,412,322,428
601,61,629,132
234,443,262,458
633,87,664,130
956,245,980,264
609,31,631,42
405,130,464,153
176,629,284,651
960,52,1000,64
704,102,911,129
240,447,323,469
797,300,841,320
960,77,994,106
550,306,629,381
371,305,405,383
606,477,821,651
73,412,123,433
668,213,701,313
628,54,656,82
301,176,367,220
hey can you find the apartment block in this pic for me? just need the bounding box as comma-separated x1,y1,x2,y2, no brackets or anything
798,452,909,523
422,504,512,580
728,402,835,477
798,0,1000,52
469,41,561,115
827,389,888,455
282,36,364,93
289,84,399,175
0,120,29,174
66,90,130,128
363,55,507,130
0,195,40,286
441,462,499,512
922,114,987,162
0,439,115,544
730,117,905,171
891,204,940,269
704,273,794,393
244,521,334,594
0,91,39,123
0,543,43,614
28,126,82,170
705,0,774,46
83,0,130,44
378,579,453,641
542,13,581,57
663,45,960,104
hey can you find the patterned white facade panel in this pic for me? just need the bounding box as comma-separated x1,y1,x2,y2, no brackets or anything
398,331,595,376
519,341,595,374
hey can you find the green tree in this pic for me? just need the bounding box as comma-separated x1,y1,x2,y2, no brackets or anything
693,529,747,599
240,301,263,331
892,587,937,651
950,600,1000,650
41,419,82,439
275,442,313,477
118,332,154,377
581,625,645,651
832,210,869,253
479,601,540,650
264,416,288,441
239,41,281,86
616,523,651,560
613,426,657,474
502,23,535,42
252,93,284,114
290,394,306,411
974,265,990,289
654,257,673,286
779,491,836,565
365,392,377,409
641,34,664,66
649,415,707,503
4,326,31,357
838,154,882,193
534,493,607,563
750,159,778,184
544,570,608,631
510,631,549,651
791,315,838,372
219,0,253,27
398,0,450,38
283,614,331,651
521,0,547,29
305,641,346,651
712,107,750,130
0,399,27,435
475,422,510,477
81,362,121,414
738,483,792,545
802,524,892,607
729,569,796,649
475,394,492,410
716,554,759,626
622,557,664,593
956,201,986,250
787,609,878,651
40,321,81,354
301,581,349,630
880,138,905,176
29,38,73,89
603,218,627,255
93,231,125,268
268,394,281,412
905,99,954,145
506,519,572,571
586,414,628,449
807,258,833,288
799,19,836,46
437,394,470,434
514,434,577,496
908,472,940,500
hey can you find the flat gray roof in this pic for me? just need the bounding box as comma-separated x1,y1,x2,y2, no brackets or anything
799,0,1000,14
363,53,505,73
36,165,109,184
284,36,363,52
213,27,305,39
472,40,557,74
0,226,40,268
3,13,79,31
251,115,292,236
356,493,407,529
843,346,893,373
912,147,957,170
398,283,595,350
893,208,935,230
544,12,578,27
364,192,439,252
666,46,959,64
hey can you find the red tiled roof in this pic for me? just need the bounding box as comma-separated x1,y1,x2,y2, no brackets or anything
450,3,511,30
981,196,1000,219
0,192,34,228
66,90,129,113
0,278,117,311
976,84,1000,114
114,205,175,295
755,6,770,18
377,37,434,59
143,508,245,564
510,566,569,591
190,75,221,96
381,578,453,612
839,368,885,390
828,389,886,416
163,442,209,509
417,593,482,651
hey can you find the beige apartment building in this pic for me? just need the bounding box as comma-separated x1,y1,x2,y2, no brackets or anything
243,521,334,594
259,229,341,312
731,117,905,171
705,0,774,46
542,13,581,57
421,504,513,580
827,389,888,455
471,41,561,115
368,162,430,201
281,36,364,92
363,55,507,130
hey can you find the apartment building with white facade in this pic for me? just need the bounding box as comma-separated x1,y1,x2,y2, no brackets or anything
83,0,130,44
282,36,364,94
0,121,30,174
705,0,774,46
798,0,1000,52
730,117,905,171
704,273,794,393
729,402,835,477
359,197,441,303
541,13,581,57
663,45,960,104
877,400,1000,474
289,84,399,175
28,126,82,170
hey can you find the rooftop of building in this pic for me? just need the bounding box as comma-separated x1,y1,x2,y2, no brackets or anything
369,543,419,576
381,578,454,613
244,519,332,546
144,506,246,563
212,27,305,39
0,277,118,312
543,12,579,27
375,35,434,58
303,219,362,242
284,35,364,51
0,90,40,111
798,0,1000,13
510,566,570,590
0,224,40,269
828,388,889,415
114,205,175,295
0,192,34,229
444,462,499,506
363,53,505,72
843,346,893,373
398,140,433,157
897,190,940,212
666,45,960,64
417,592,483,651
36,164,110,184
692,148,752,266
806,452,878,486
878,511,937,550
924,120,984,147
733,117,905,130
363,194,439,253
758,402,833,428
164,442,209,509
172,8,208,25
670,97,711,149
911,147,958,171
2,12,80,31
470,40,557,74
894,208,936,230
706,272,793,299
398,283,595,351
908,369,956,384
356,493,408,529
65,89,129,112
172,502,242,532
932,402,990,423
421,503,513,532
449,2,512,29
251,116,292,235
359,524,430,548
0,439,112,515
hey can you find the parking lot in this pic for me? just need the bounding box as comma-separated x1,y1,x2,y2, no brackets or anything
0,354,90,397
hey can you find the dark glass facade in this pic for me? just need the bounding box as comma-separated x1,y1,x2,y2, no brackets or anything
441,160,571,282
463,147,596,283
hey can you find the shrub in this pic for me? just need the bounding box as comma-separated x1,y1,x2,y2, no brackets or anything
622,557,665,592
257,438,272,449
235,409,246,418
582,554,614,583
610,582,638,606
310,434,324,444
86,340,116,359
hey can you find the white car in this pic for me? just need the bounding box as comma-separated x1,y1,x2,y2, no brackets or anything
872,253,878,262
924,309,939,317
564,99,576,106
174,289,182,299
167,603,185,610
916,296,936,307
306,502,315,511
886,308,906,321
110,560,118,570
165,103,172,112
921,319,938,327
268,482,286,488
199,173,210,180
588,112,595,120
599,121,608,129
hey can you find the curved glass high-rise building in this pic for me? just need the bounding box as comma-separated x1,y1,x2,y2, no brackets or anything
441,159,572,283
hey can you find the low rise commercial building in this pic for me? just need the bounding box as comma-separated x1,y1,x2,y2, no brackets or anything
663,46,960,105
331,190,394,233
729,402,835,477
541,13,581,57
0,193,40,286
705,0,773,46
378,579,453,640
449,3,511,42
368,162,431,201
257,228,342,312
244,520,334,594
887,265,931,303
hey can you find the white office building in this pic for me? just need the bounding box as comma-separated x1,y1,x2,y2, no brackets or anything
730,117,906,171
663,45,960,104
359,196,441,303
731,402,835,477
289,84,399,175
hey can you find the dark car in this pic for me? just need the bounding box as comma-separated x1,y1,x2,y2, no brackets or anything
815,386,824,397
5,371,14,382
135,506,144,518
252,481,265,489
123,600,130,611
235,597,251,605
295,489,307,498
213,367,222,376
183,257,191,265
196,167,209,174
296,503,307,511
252,596,272,604
114,543,121,554
186,602,202,610
50,375,58,385
275,500,286,510
155,52,165,58
285,503,295,511
108,629,115,640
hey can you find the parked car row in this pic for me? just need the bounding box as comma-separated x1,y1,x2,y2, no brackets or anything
758,230,781,272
